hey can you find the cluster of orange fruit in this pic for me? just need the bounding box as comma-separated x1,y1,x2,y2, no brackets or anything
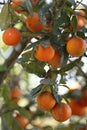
36,89,87,122
10,86,29,129
2,0,87,70
36,91,72,122
69,89,87,116
10,86,87,124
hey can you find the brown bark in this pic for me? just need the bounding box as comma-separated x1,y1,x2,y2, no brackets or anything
0,38,30,85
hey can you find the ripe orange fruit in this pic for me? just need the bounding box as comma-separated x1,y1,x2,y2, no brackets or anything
78,89,87,107
2,27,21,46
69,99,85,116
66,37,86,57
82,89,87,100
31,0,39,4
12,0,22,6
10,86,22,104
11,2,18,7
76,15,87,28
48,50,61,68
11,2,26,13
52,103,72,122
34,44,55,62
75,9,86,17
26,12,44,32
15,114,29,128
36,91,56,111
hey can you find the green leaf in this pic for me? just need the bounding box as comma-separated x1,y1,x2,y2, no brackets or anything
40,40,51,48
18,48,46,77
2,86,10,103
31,84,42,98
55,123,87,130
0,4,12,29
62,29,71,38
60,46,69,67
53,15,70,33
17,107,30,118
14,12,27,23
40,78,52,85
68,0,76,6
71,15,78,32
19,49,34,62
71,89,82,100
38,4,51,18
59,78,66,84
0,64,7,72
43,126,53,130
21,61,46,77
3,112,22,130
59,58,81,74
53,17,63,29
62,6,74,14
32,128,38,130
64,1,72,7
12,117,23,130
0,3,21,29
25,0,33,16
77,31,85,39
3,112,13,127
53,91,62,104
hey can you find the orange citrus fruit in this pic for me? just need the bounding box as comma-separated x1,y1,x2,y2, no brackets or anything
11,2,26,13
76,15,87,28
2,27,21,46
66,37,86,57
26,12,44,32
10,86,22,104
75,9,86,17
12,0,22,6
69,99,85,116
52,103,72,122
78,89,87,107
48,50,61,68
34,44,55,62
36,91,56,111
31,0,39,4
15,114,29,128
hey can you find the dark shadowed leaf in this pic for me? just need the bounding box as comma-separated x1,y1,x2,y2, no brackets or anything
0,4,11,29
0,64,7,72
31,84,42,98
12,117,23,130
25,0,33,16
40,78,52,85
71,15,78,32
38,4,51,18
17,107,30,118
2,87,10,103
3,111,23,130
53,91,62,104
21,61,46,77
77,31,85,39
60,46,69,67
59,58,82,74
68,0,76,6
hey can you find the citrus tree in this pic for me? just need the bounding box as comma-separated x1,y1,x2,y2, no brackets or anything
0,0,87,129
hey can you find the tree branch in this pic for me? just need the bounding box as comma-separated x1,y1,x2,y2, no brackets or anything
0,38,30,85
